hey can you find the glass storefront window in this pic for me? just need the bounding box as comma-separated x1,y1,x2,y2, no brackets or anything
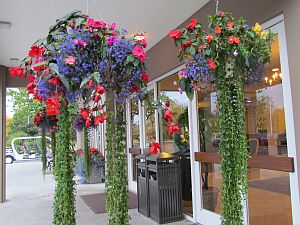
157,73,193,215
197,90,222,214
131,98,140,149
246,34,292,225
130,98,140,181
144,89,156,148
157,74,190,153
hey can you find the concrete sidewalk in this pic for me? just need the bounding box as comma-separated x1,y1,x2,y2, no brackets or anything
0,161,193,225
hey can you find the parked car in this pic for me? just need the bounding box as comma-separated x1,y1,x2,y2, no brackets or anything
6,147,16,164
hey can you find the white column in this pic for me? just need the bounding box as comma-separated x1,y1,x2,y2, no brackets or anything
0,66,7,203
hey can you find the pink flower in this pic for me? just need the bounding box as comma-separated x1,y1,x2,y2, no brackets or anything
74,39,87,48
86,18,94,28
110,23,117,30
92,20,101,28
107,36,117,46
132,46,146,62
65,56,75,65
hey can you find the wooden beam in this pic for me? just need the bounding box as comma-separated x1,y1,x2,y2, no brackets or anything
129,148,141,155
195,152,294,172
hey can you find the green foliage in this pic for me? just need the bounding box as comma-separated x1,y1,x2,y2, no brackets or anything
53,104,76,225
106,102,129,225
7,88,40,142
217,58,248,225
83,127,91,180
41,130,47,175
51,131,56,168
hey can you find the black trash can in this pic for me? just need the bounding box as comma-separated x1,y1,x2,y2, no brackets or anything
146,152,183,224
136,153,150,217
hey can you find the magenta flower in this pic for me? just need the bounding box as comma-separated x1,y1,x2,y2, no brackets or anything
110,23,117,30
65,56,75,65
178,87,183,94
107,36,117,46
132,46,146,62
74,39,87,48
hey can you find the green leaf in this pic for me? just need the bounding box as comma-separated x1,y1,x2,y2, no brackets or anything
133,59,140,67
57,73,70,91
190,46,196,55
49,63,59,75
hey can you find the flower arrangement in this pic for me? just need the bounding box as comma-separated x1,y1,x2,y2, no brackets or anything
170,11,274,225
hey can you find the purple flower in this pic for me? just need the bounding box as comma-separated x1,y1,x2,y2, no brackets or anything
178,87,183,94
233,50,239,57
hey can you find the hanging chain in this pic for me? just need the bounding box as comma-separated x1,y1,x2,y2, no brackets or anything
215,0,220,14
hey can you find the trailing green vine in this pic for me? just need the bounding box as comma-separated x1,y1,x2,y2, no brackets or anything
41,129,47,175
106,99,129,225
51,131,56,169
84,127,91,180
53,103,76,225
217,58,248,225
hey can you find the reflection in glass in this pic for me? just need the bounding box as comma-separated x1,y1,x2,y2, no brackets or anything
157,74,193,215
198,90,222,214
131,98,140,148
130,98,140,181
144,90,156,147
246,34,292,225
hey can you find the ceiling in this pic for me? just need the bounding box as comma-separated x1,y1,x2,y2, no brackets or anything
0,0,209,67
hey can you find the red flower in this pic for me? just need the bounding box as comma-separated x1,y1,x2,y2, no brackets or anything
186,19,198,31
233,37,240,44
46,98,60,116
228,36,240,44
94,114,108,126
26,82,36,94
86,18,93,28
184,40,192,47
130,84,140,93
92,20,101,28
219,12,225,17
227,21,234,28
198,44,207,52
167,124,179,135
87,80,94,87
206,34,214,42
168,30,183,39
208,58,217,70
81,108,90,119
165,100,171,107
163,109,173,123
28,75,35,83
9,67,26,78
137,39,148,48
94,94,100,103
28,46,44,58
85,119,92,127
215,26,222,34
90,147,98,152
150,142,161,154
132,45,147,62
96,85,106,95
141,72,149,84
76,149,84,154
48,77,61,85
228,36,234,44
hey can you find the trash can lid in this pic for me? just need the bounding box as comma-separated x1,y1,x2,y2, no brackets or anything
146,152,178,161
135,152,150,159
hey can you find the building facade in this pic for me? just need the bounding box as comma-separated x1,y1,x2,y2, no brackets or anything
126,0,300,224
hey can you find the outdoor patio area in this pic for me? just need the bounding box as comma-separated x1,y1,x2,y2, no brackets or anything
0,161,194,225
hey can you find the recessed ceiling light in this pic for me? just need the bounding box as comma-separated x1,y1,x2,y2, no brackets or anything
10,58,19,65
0,21,11,29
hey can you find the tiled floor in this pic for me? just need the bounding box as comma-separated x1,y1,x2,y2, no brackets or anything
0,161,194,225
